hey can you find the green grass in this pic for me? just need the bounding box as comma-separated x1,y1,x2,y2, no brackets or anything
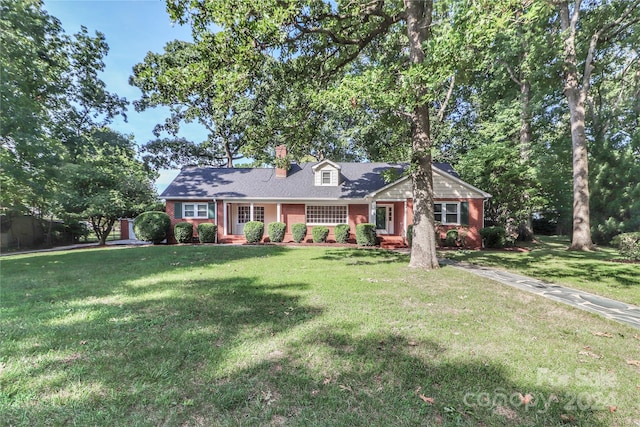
441,236,640,306
1,245,640,426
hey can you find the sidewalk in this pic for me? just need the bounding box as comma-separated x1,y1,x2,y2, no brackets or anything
0,239,150,257
440,258,640,330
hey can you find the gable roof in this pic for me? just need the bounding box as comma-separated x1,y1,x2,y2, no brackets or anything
312,159,341,171
369,167,492,199
160,162,469,200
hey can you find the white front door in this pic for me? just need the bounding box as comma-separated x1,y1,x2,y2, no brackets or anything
234,205,265,234
375,205,394,234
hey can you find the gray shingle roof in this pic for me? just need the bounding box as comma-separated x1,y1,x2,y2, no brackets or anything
160,162,458,200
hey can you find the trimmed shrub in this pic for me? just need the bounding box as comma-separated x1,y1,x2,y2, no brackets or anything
312,226,330,243
334,224,350,244
480,226,507,248
133,211,170,244
244,221,264,243
197,223,216,243
445,229,459,247
292,223,307,243
356,223,377,246
611,232,640,261
174,222,193,244
407,224,413,247
268,222,286,243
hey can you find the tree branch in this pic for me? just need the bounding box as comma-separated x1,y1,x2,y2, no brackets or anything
437,74,455,122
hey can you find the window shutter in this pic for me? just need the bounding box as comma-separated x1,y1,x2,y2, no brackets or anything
208,202,216,219
460,202,469,226
174,202,183,219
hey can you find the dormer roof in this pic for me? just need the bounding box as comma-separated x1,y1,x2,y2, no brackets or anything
311,159,341,172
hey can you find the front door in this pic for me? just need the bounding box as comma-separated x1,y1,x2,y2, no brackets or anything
235,205,250,235
234,205,265,234
375,205,394,234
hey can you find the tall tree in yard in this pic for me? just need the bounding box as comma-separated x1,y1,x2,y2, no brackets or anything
166,0,466,269
57,129,158,246
555,0,640,250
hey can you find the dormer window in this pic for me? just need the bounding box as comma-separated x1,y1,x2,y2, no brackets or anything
312,159,342,187
321,171,331,185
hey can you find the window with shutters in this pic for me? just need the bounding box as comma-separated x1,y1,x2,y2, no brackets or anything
184,203,209,219
434,203,460,225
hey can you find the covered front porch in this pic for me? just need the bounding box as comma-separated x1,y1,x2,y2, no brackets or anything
219,200,411,247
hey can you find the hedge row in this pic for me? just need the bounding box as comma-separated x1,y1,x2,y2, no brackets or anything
133,212,375,246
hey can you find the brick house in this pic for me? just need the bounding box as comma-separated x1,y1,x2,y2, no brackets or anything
159,147,491,248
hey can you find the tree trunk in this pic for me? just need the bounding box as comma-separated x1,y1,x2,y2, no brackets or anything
517,79,534,241
91,216,115,246
565,86,593,250
405,0,439,269
559,1,594,250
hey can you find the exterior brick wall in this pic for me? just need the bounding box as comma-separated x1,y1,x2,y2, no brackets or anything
166,200,217,244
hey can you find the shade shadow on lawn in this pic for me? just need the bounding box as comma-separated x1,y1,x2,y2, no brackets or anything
0,245,625,426
315,248,409,265
2,274,322,425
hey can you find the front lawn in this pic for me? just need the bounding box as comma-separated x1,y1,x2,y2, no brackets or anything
1,245,639,426
441,236,640,306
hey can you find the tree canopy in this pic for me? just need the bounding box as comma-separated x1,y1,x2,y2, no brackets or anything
1,0,157,246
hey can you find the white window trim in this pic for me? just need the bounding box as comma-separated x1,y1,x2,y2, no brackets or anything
435,202,460,225
321,170,332,185
237,204,265,223
183,202,209,219
305,204,348,225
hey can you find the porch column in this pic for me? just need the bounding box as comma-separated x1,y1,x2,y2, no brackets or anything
223,202,228,235
277,203,281,222
403,200,408,236
370,200,377,225
250,203,255,221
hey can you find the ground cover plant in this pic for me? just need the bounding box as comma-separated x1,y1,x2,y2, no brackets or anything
2,245,640,426
443,236,640,306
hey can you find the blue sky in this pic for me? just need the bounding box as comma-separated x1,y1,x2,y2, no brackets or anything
43,0,201,192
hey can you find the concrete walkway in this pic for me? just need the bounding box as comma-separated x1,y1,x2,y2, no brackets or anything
440,259,640,330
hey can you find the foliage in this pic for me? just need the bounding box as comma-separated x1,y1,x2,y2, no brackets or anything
444,229,459,247
197,223,216,243
311,226,329,243
130,40,276,168
174,222,193,244
480,226,507,249
532,218,558,236
291,223,307,243
243,221,264,243
407,224,414,247
1,0,135,249
57,129,158,245
334,224,350,244
355,223,378,247
611,232,640,261
133,211,171,244
268,222,286,243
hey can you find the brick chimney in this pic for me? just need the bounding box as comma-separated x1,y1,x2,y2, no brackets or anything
275,145,288,178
